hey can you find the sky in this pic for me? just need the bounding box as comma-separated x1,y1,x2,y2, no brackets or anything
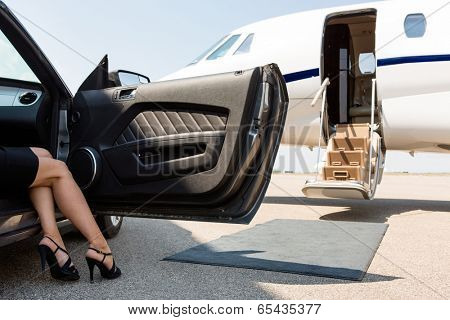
4,0,374,93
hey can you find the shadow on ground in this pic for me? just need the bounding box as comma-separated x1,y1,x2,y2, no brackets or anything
263,197,450,223
0,216,399,299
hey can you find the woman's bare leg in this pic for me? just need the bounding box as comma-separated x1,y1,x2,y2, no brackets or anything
28,148,71,266
29,149,58,239
29,150,56,238
29,186,76,267
30,149,114,268
30,186,57,237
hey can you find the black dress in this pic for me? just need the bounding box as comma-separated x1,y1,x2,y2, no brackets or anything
0,147,39,192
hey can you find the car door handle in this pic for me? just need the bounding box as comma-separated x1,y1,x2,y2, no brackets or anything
112,88,137,102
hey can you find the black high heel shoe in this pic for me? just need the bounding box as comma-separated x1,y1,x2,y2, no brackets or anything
37,236,80,281
85,247,121,283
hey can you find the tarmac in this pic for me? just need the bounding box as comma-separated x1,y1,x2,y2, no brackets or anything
0,173,449,299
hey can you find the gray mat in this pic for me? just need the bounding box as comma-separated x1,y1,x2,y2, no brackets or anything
165,219,388,281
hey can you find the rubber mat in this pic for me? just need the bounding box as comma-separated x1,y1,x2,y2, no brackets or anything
165,219,388,281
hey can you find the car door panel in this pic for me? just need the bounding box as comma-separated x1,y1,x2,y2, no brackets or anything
71,68,259,196
105,131,225,184
106,102,229,183
70,64,288,223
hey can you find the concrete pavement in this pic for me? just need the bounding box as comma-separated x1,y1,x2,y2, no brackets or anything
0,173,449,299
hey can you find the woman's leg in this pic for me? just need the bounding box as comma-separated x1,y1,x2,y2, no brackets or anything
28,148,71,266
30,186,57,238
30,149,114,268
29,186,74,267
29,150,57,238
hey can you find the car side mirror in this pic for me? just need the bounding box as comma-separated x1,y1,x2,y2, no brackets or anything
109,70,150,87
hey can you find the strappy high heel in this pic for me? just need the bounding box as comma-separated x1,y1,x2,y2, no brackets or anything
85,247,121,283
37,235,80,281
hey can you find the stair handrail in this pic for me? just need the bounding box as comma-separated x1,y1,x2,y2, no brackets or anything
311,78,330,107
312,78,330,180
368,78,377,193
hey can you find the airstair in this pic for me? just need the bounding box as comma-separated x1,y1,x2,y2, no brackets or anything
302,78,384,200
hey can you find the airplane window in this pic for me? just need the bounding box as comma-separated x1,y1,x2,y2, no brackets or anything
188,35,227,65
0,30,40,83
207,34,241,60
359,53,376,74
234,34,254,55
404,13,427,38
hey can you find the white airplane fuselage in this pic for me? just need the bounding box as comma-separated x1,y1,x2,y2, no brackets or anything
161,0,450,153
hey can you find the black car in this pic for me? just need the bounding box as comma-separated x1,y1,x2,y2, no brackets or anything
0,1,288,247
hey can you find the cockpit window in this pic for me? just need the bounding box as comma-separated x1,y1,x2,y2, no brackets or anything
188,35,227,66
234,34,254,55
207,34,241,60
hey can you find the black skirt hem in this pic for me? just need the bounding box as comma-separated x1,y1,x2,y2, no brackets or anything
0,147,39,191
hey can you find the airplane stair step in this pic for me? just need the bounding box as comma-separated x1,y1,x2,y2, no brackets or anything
335,123,370,138
332,137,368,152
303,123,382,200
323,165,365,181
327,150,366,167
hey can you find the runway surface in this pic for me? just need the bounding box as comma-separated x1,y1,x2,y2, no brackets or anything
0,174,449,299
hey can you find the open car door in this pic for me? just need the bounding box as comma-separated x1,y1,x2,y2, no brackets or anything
69,62,288,223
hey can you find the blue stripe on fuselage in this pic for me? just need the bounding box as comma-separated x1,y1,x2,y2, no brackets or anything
377,54,450,67
283,68,319,83
283,54,450,83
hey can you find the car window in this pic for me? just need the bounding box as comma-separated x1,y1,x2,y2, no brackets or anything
404,13,427,38
207,34,241,60
0,30,40,83
234,34,254,55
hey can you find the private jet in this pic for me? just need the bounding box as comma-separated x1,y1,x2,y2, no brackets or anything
162,0,450,200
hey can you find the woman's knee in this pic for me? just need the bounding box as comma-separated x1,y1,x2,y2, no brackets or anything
32,150,71,178
30,158,72,188
53,160,72,178
41,159,72,181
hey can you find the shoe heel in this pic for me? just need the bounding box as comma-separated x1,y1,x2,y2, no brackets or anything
37,245,48,272
86,258,96,283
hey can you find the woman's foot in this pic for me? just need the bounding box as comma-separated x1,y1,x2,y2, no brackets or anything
85,243,114,270
85,241,121,282
38,235,79,281
39,235,74,268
